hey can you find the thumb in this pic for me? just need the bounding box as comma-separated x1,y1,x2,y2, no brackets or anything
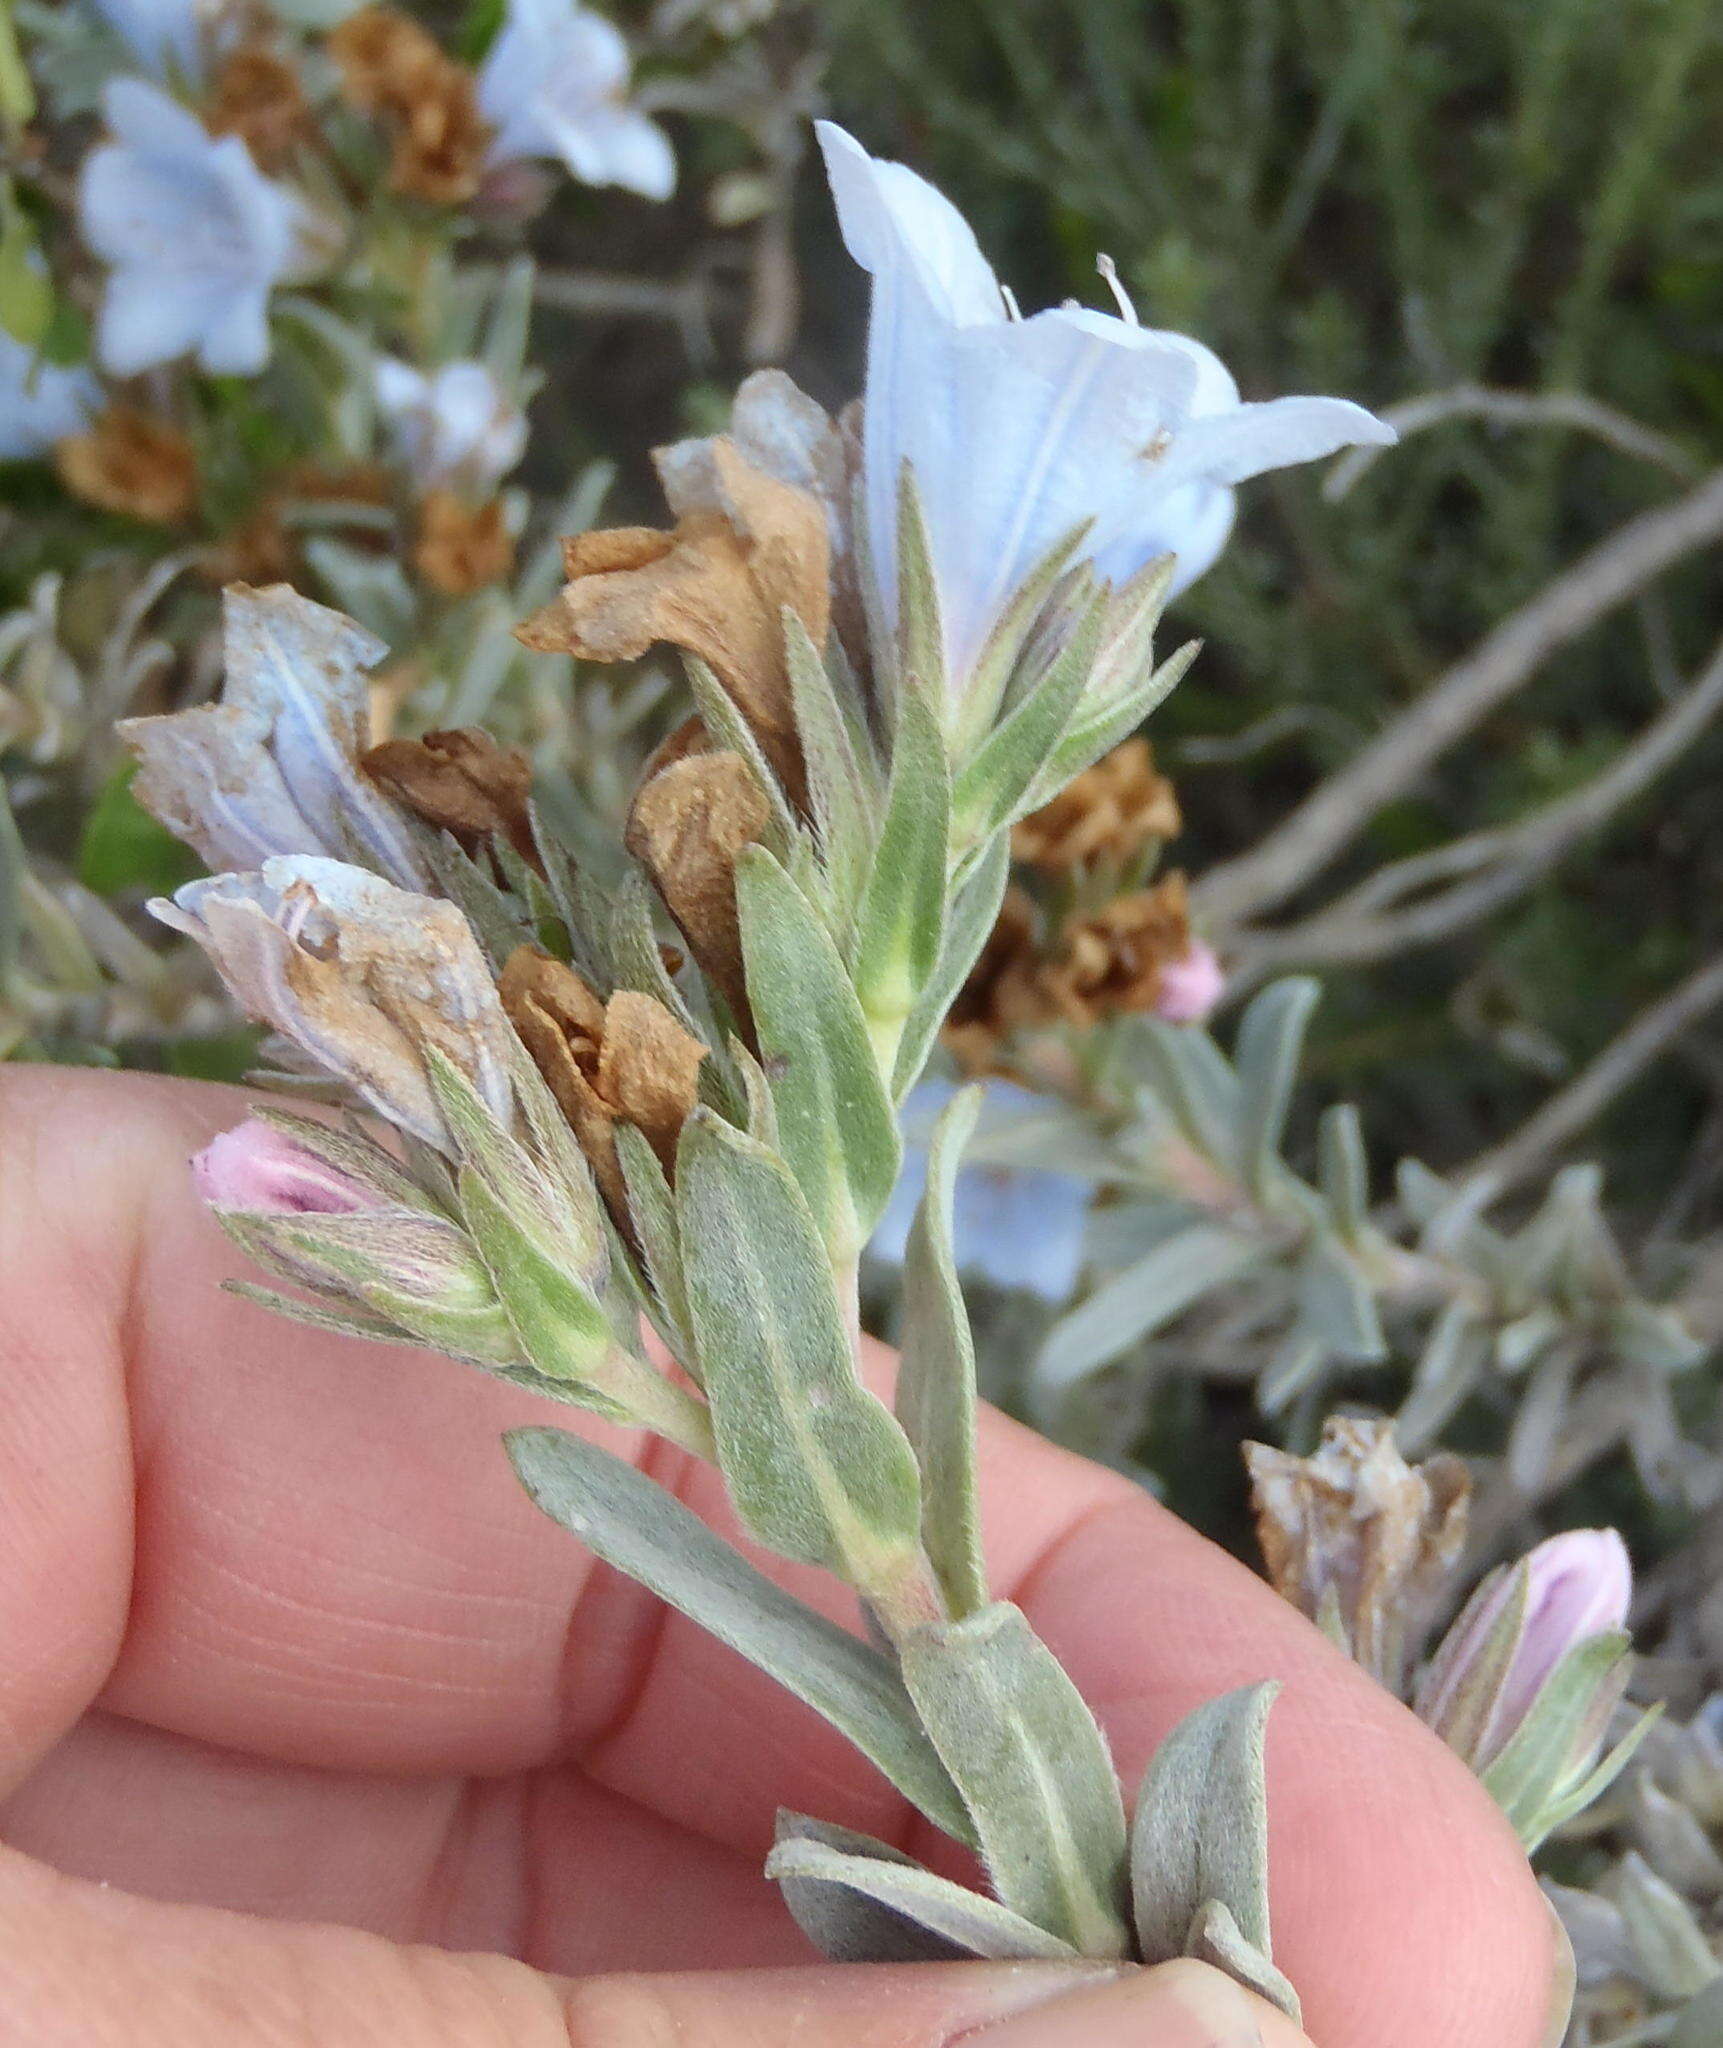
0,1843,1310,2047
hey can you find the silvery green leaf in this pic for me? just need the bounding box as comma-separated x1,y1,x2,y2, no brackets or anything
676,1113,925,1582
785,609,872,915
613,1121,694,1357
1295,1233,1385,1364
480,253,535,381
457,1167,616,1390
1127,1015,1242,1168
1316,1102,1369,1241
895,462,947,708
1613,1298,1706,1375
1257,1334,1329,1418
891,829,1011,1103
896,1085,988,1618
1184,1900,1302,2026
1615,1852,1722,2003
959,520,1093,741
1131,1683,1279,1966
735,846,902,1257
301,538,416,644
504,1428,973,1843
1396,1301,1489,1455
1672,1978,1723,2048
852,678,951,1069
1030,638,1199,804
767,1825,1081,1963
1033,1226,1269,1425
682,656,797,855
899,1602,1131,1956
729,1035,782,1150
951,585,1105,848
1628,1772,1723,1900
1235,979,1320,1201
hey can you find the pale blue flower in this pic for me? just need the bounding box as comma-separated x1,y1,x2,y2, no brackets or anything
77,79,307,377
478,0,675,203
815,121,1396,688
87,0,209,82
374,358,528,494
869,1080,1092,1302
0,330,98,460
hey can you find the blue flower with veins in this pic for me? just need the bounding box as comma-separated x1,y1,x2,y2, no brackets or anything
478,0,675,203
77,79,311,377
816,122,1396,691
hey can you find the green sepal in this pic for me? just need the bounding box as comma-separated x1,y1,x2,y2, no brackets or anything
675,1112,926,1584
894,461,947,711
735,844,901,1257
891,829,1011,1104
456,1165,615,1387
896,1085,989,1617
784,607,873,917
898,1601,1132,1956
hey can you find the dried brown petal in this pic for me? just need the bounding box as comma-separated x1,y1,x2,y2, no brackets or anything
329,7,489,204
329,5,445,111
1013,737,1182,871
1245,1416,1472,1691
515,439,826,802
625,750,769,1028
362,727,535,863
56,406,197,525
1035,873,1196,1026
415,491,514,595
500,946,705,1225
209,48,314,169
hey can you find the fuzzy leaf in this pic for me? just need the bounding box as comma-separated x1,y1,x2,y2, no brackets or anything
676,1113,925,1581
891,829,1011,1103
1031,638,1199,803
784,609,873,914
735,845,902,1256
1316,1102,1370,1241
1185,1899,1302,2025
1235,979,1320,1201
767,1823,1081,1963
612,1120,693,1356
899,1601,1131,1955
896,1085,988,1617
895,463,947,709
504,1428,972,1843
1131,1682,1280,1965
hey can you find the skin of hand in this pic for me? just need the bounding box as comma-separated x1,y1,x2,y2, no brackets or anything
0,1067,1557,2047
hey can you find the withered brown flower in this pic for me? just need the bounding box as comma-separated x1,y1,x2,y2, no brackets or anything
362,726,536,864
1245,1416,1472,1691
56,406,198,525
329,5,489,204
414,491,514,595
500,946,706,1224
516,438,827,804
625,750,770,1028
1012,737,1182,871
1035,873,1199,1025
209,48,314,169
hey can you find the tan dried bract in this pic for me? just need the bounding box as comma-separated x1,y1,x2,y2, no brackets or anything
329,6,489,204
415,492,514,595
625,750,770,1028
516,439,828,802
57,406,198,525
209,48,314,169
1035,873,1198,1025
501,946,706,1225
1245,1415,1472,1691
1013,737,1182,871
362,727,535,863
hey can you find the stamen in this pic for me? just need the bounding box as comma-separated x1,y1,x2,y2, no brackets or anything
1096,253,1138,326
999,282,1023,322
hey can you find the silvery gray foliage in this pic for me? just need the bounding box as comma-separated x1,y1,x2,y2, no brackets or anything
1029,977,1704,1505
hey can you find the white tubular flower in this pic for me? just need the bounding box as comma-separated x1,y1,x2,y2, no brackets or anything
0,331,98,461
120,584,434,889
815,121,1395,690
374,358,529,494
77,79,308,378
87,0,211,82
478,0,675,203
151,857,518,1150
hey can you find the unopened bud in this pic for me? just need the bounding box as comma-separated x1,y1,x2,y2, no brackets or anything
1153,939,1226,1024
194,1118,379,1215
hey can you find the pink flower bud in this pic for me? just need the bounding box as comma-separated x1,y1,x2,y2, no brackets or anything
1154,939,1226,1024
1418,1528,1632,1767
193,1119,377,1216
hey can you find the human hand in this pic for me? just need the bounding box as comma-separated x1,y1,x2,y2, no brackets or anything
0,1068,1555,2046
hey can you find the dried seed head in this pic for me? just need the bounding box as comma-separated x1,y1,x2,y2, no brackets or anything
1245,1416,1472,1691
208,48,315,169
500,945,706,1225
1012,737,1182,871
329,6,489,204
362,726,536,864
625,750,771,1027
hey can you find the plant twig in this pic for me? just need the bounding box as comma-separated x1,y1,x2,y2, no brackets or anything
1195,466,1723,928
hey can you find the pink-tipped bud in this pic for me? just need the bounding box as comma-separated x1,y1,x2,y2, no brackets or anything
1154,939,1226,1024
193,1119,378,1216
1418,1528,1632,1769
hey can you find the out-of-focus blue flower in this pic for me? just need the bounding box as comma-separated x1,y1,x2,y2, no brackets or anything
478,0,675,203
869,1079,1092,1302
374,358,528,494
0,331,98,460
77,79,307,377
88,0,209,82
815,120,1394,693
